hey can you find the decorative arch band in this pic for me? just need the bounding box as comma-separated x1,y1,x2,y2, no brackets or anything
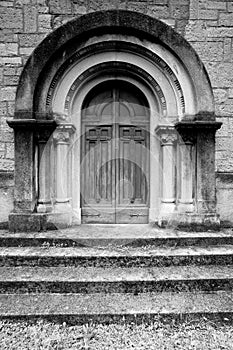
64,61,167,115
46,41,185,115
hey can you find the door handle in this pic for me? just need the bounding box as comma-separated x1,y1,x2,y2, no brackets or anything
130,214,147,217
83,213,100,217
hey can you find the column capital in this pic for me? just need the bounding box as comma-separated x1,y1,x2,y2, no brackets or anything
53,124,76,143
155,125,177,145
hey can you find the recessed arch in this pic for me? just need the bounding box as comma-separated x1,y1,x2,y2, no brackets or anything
15,10,214,119
8,10,221,231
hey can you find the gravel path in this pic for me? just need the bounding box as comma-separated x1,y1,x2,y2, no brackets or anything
0,318,233,349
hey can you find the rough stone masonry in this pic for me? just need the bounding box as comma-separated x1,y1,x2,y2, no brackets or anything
0,0,233,226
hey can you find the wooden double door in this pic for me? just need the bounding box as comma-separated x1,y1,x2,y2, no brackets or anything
81,82,150,223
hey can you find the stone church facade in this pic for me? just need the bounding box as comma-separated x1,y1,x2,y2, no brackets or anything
0,0,233,231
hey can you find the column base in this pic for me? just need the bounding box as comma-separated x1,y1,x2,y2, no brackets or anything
37,203,53,213
157,212,220,231
8,211,74,232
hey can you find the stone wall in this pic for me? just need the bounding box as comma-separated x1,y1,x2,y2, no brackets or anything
0,0,233,224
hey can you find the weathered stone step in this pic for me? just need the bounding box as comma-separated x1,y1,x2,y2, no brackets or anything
0,291,233,320
1,226,233,247
0,265,233,293
1,245,233,267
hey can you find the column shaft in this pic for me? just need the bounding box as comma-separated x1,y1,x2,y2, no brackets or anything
178,140,194,212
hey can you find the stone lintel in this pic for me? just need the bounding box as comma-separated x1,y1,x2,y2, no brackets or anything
175,120,222,133
7,119,58,132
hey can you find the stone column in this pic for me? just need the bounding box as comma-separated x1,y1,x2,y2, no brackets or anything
155,125,177,217
53,124,76,213
178,134,196,213
37,131,52,213
196,129,218,213
175,120,222,229
7,119,57,231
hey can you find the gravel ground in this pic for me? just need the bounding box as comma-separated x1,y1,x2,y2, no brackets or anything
0,318,233,349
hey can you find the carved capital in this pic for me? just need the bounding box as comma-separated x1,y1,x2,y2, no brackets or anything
155,124,177,145
53,124,76,143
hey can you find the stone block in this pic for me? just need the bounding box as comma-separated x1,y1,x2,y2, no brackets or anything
219,13,233,27
199,9,218,20
0,8,23,30
15,0,33,5
0,103,8,116
207,27,233,38
3,75,20,86
0,32,18,43
0,87,17,102
216,173,233,225
38,14,52,32
0,43,18,56
49,0,72,14
2,57,22,66
19,34,46,47
213,89,228,104
185,21,208,41
170,4,189,19
72,5,87,14
5,143,14,159
228,2,233,12
206,1,227,10
205,62,233,88
216,137,229,151
0,1,14,6
189,0,198,19
3,67,22,76
2,131,14,143
7,102,15,117
8,213,48,232
0,160,14,172
19,47,34,56
147,5,170,18
229,88,233,98
191,41,224,62
215,99,233,116
0,185,14,224
24,6,38,33
216,117,229,137
223,38,233,62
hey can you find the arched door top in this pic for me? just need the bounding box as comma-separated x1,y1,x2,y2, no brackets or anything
15,10,214,119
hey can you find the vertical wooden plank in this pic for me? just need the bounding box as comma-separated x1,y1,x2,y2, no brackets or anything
89,141,96,201
107,129,112,203
101,140,107,200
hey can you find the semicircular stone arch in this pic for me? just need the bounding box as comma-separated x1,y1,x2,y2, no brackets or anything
8,10,221,232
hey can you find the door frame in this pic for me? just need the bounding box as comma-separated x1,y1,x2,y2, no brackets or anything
70,75,161,224
81,86,150,223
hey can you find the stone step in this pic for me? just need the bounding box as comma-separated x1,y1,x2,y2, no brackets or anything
0,265,233,293
0,291,233,320
1,245,233,267
1,226,233,247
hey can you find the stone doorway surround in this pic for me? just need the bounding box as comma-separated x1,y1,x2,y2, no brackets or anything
7,10,221,231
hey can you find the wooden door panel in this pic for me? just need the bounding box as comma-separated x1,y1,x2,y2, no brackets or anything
81,126,115,223
116,208,149,224
82,208,115,224
81,83,150,224
118,126,149,205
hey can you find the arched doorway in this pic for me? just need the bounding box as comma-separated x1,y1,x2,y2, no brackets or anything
7,10,221,231
80,81,150,223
